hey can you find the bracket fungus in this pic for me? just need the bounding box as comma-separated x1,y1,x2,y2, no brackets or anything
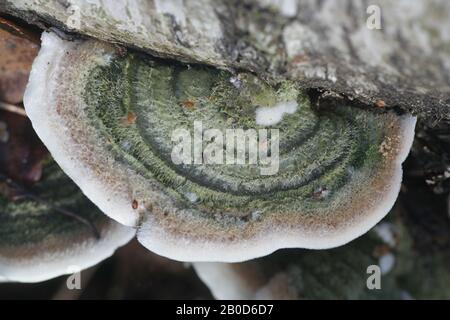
195,229,403,300
23,31,416,263
0,157,135,283
194,212,450,300
193,240,393,300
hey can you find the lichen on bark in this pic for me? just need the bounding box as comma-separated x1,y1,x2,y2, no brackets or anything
1,0,449,122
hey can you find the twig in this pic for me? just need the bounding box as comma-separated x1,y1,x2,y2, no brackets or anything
0,172,100,239
0,101,27,117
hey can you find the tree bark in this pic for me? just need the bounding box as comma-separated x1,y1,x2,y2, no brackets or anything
1,0,449,123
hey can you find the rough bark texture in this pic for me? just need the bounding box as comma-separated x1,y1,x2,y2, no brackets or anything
1,0,449,123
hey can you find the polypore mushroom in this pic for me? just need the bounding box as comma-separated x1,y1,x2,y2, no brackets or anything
0,157,135,283
194,213,450,300
23,31,415,262
193,230,394,299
